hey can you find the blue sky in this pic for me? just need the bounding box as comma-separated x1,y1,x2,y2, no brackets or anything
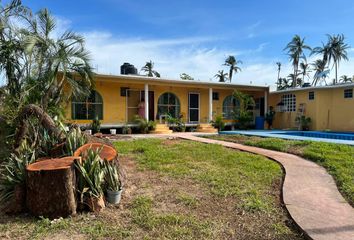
5,0,354,88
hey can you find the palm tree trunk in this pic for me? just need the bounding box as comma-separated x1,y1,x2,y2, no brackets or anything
335,61,338,84
229,67,233,82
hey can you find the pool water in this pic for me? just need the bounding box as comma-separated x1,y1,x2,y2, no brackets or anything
276,131,354,141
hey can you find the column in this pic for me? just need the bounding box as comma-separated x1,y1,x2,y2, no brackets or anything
144,83,149,121
209,88,213,122
264,90,268,115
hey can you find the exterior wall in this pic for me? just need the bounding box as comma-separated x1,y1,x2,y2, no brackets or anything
269,87,354,131
64,75,267,126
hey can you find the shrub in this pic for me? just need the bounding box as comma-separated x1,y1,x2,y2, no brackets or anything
134,115,156,133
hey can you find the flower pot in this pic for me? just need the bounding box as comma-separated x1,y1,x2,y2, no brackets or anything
110,129,116,135
106,189,123,205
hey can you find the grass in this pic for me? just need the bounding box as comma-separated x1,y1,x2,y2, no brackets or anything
0,138,303,239
208,134,354,206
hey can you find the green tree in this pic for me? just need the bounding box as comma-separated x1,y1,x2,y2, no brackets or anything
141,60,160,77
299,62,311,84
284,35,311,87
339,75,352,83
224,55,242,82
180,73,194,80
214,70,228,82
312,34,349,84
232,90,255,129
311,59,328,86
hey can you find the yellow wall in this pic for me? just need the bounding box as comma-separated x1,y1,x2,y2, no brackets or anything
65,75,267,126
269,87,354,131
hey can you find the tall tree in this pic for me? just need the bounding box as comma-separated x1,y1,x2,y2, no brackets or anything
224,55,242,82
287,74,302,87
313,34,349,84
214,70,228,83
311,59,329,86
284,35,311,87
141,60,160,77
299,62,310,84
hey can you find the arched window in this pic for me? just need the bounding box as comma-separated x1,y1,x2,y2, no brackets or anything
72,90,103,120
281,94,296,112
157,92,180,118
223,95,240,119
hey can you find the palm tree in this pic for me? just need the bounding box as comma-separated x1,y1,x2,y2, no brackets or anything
224,55,242,82
312,34,350,84
276,62,281,82
287,74,302,87
23,9,93,110
311,59,329,86
339,75,352,83
141,60,160,77
284,35,311,87
214,70,228,82
299,62,311,84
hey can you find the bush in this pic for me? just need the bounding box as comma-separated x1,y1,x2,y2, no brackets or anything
211,115,225,131
134,115,156,133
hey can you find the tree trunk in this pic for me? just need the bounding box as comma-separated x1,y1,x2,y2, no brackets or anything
335,61,338,84
14,104,64,149
26,157,79,219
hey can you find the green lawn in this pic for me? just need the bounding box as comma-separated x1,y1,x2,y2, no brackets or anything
0,138,304,239
207,134,354,206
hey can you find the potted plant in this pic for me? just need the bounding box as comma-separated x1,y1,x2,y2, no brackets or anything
75,148,105,212
104,161,122,204
296,116,312,131
90,116,101,134
211,115,225,132
122,125,132,134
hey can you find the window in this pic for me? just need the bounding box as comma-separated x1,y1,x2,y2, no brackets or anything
222,95,240,119
212,92,219,100
309,91,315,100
72,91,103,120
120,87,130,97
157,92,180,118
281,94,296,112
344,89,353,99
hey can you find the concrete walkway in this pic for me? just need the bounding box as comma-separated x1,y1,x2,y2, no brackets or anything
175,133,354,240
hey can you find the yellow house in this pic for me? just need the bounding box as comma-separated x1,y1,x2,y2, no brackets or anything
269,83,354,131
65,73,269,130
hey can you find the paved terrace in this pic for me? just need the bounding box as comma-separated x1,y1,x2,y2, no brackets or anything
166,133,354,240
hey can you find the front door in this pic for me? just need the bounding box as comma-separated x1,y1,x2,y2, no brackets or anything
189,93,200,122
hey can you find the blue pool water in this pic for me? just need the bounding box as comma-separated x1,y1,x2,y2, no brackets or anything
219,130,354,145
277,131,354,140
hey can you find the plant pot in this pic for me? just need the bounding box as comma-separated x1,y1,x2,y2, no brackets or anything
106,189,123,205
110,129,116,135
86,195,105,213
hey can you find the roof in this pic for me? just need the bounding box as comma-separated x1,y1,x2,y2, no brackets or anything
270,82,354,94
93,73,269,91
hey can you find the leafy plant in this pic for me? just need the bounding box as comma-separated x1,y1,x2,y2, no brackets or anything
122,125,132,134
134,115,156,133
211,115,225,131
65,127,87,156
75,148,105,200
166,114,185,132
90,116,101,134
104,161,121,192
232,90,255,129
296,116,312,130
0,141,36,204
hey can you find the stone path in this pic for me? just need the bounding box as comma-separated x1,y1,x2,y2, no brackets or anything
175,133,354,240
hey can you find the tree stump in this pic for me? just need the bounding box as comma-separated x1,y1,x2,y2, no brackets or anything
74,143,117,161
26,157,80,219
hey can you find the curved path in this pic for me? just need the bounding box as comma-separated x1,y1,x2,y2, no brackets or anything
176,134,354,240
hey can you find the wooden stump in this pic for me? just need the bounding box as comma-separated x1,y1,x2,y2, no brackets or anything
26,157,80,219
74,143,117,161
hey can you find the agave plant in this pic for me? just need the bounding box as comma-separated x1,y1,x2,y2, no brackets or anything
104,161,121,192
65,127,87,156
133,115,156,133
0,140,36,204
75,148,105,200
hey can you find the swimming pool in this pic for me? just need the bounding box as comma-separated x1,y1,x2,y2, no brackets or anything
219,130,354,145
276,131,354,140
